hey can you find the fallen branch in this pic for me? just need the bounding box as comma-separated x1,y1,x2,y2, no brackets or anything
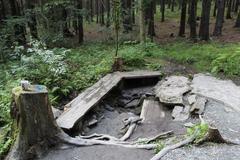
150,129,200,160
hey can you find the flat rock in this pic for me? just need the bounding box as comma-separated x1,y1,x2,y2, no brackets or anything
155,76,191,104
172,105,190,121
140,99,165,123
187,94,196,105
191,74,240,112
190,97,207,115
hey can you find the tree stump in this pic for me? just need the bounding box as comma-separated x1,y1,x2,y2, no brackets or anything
7,85,62,160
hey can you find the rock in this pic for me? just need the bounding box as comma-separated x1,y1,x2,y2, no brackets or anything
52,107,63,119
140,99,165,123
125,99,140,108
88,119,98,127
188,95,196,105
190,97,207,115
191,74,240,112
172,105,190,121
154,76,191,104
104,104,115,112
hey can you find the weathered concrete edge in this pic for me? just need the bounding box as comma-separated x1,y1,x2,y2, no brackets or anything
56,71,162,130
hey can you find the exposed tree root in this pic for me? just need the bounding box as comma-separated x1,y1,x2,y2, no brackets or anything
197,127,240,145
150,129,200,160
120,117,142,141
140,131,174,144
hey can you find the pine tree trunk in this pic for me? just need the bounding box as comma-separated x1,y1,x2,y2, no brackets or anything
179,0,187,36
106,0,110,27
226,0,233,18
161,0,165,22
78,0,84,44
9,0,26,45
189,0,197,41
213,0,225,36
199,0,211,41
213,0,217,16
147,0,156,39
171,0,175,11
235,9,240,27
139,0,146,42
122,0,133,32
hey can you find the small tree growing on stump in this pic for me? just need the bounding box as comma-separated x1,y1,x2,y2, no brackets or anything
112,0,124,72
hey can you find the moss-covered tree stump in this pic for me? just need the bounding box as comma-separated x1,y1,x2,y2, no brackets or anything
6,85,62,160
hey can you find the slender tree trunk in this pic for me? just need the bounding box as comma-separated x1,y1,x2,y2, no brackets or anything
147,0,156,39
132,0,135,24
199,0,212,40
213,0,225,36
235,0,239,13
96,0,99,23
213,0,217,16
122,0,133,32
100,0,105,25
161,0,165,22
106,0,110,27
90,0,94,21
179,0,187,36
226,0,233,18
139,0,146,42
78,0,84,44
235,9,240,27
171,0,175,11
9,0,26,45
189,0,197,41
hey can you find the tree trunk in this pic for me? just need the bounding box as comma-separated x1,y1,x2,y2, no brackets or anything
78,0,84,44
139,0,146,42
7,86,62,160
234,0,239,13
106,0,110,27
213,0,217,16
235,9,240,27
90,0,94,21
189,0,197,41
161,0,165,22
147,0,156,39
122,0,133,32
226,0,233,18
96,0,99,23
199,0,211,41
100,0,105,25
213,0,225,36
9,0,26,45
171,0,175,11
179,0,187,36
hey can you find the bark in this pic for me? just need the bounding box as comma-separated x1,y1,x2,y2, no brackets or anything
213,0,225,36
9,0,26,45
199,0,212,41
189,0,197,41
96,0,99,23
213,0,217,16
179,0,187,37
122,0,133,32
100,0,105,25
106,0,110,27
235,10,240,27
147,0,156,39
139,0,146,43
234,0,239,13
7,86,62,160
161,0,165,22
226,0,233,19
171,0,175,11
77,0,84,44
90,0,94,21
